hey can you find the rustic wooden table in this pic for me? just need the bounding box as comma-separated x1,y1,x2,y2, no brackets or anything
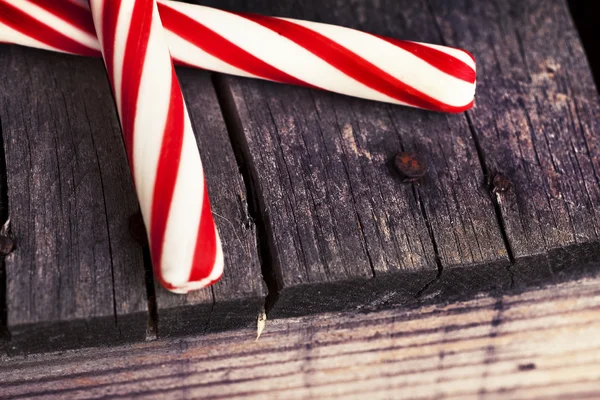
1,0,599,397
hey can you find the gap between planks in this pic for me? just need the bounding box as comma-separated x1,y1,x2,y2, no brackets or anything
211,73,280,314
0,115,8,344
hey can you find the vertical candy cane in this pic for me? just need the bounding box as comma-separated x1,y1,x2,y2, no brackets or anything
88,0,223,293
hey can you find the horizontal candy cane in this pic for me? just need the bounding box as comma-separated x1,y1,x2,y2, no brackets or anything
0,0,476,112
88,0,223,293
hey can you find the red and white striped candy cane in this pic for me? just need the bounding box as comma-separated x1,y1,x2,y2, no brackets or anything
0,0,476,113
0,0,100,56
88,0,223,293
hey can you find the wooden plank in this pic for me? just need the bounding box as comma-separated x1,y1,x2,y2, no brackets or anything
428,0,600,285
153,68,266,337
208,0,510,316
2,271,600,399
0,46,148,354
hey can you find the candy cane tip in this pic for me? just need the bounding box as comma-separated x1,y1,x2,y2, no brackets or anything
158,267,224,294
158,235,225,293
444,99,475,114
168,274,224,294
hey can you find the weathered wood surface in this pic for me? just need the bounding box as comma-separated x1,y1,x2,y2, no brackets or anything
209,0,600,317
429,0,600,287
0,47,148,353
154,68,266,337
2,273,600,399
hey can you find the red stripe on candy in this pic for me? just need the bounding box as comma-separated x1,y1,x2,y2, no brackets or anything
33,0,97,36
157,3,316,89
120,0,152,166
189,180,218,282
374,36,476,84
0,1,98,56
239,13,471,113
100,0,118,86
150,68,185,277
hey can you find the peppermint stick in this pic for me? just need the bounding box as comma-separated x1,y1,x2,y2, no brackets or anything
88,0,223,293
0,0,476,112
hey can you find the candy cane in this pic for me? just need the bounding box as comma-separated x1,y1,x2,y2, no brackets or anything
87,0,223,293
0,0,476,113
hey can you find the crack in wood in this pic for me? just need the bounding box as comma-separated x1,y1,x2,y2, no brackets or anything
413,186,444,298
211,74,281,315
142,245,158,340
0,116,9,341
464,112,517,288
83,100,120,329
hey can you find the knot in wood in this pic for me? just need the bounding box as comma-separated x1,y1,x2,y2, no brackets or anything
393,151,428,183
491,173,512,194
0,235,14,255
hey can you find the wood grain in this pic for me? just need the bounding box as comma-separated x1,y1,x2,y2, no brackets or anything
0,46,148,354
154,68,266,337
428,0,600,285
2,271,599,399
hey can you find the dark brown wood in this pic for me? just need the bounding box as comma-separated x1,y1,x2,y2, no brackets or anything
1,274,600,399
154,68,266,337
428,0,600,285
208,0,511,317
0,46,148,354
